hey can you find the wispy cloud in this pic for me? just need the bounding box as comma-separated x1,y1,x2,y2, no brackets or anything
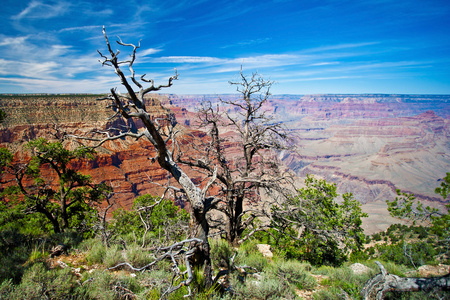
0,35,29,47
0,0,448,94
308,62,340,66
0,59,60,79
0,75,117,94
221,38,272,49
12,1,69,20
58,25,103,33
154,56,222,63
302,42,381,53
140,48,162,57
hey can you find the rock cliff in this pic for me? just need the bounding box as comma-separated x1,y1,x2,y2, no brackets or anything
0,94,189,210
1,93,449,233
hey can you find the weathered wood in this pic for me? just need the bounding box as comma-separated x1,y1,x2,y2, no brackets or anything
361,261,450,300
93,27,214,293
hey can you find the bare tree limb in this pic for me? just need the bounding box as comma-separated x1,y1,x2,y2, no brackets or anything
361,261,450,300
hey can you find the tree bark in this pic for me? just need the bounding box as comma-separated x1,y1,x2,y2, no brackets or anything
95,26,214,287
361,261,450,300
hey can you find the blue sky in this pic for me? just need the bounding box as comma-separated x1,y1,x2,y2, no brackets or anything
0,0,449,95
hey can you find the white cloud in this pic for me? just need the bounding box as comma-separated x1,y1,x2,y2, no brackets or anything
221,38,272,49
0,35,29,47
0,59,60,79
58,25,103,33
0,75,118,94
12,1,69,20
303,42,381,53
139,48,162,57
309,62,340,66
154,56,222,63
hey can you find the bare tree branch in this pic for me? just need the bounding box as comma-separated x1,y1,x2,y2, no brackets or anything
361,261,450,300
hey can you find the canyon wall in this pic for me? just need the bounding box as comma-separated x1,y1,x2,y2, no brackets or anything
164,94,450,231
1,93,449,232
0,94,197,210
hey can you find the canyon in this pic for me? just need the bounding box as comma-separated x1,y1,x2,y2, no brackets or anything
1,93,449,233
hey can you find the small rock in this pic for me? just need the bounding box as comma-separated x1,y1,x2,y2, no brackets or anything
256,244,273,258
418,264,450,277
349,263,371,275
50,244,68,258
57,260,69,269
252,273,262,280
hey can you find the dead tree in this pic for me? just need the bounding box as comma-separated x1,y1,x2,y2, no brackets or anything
361,261,450,299
177,69,293,245
108,237,204,298
73,26,217,287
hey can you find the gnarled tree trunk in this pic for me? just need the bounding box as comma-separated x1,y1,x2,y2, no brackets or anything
361,261,450,299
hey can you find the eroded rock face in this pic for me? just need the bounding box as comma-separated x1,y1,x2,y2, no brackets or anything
0,94,189,210
1,93,449,223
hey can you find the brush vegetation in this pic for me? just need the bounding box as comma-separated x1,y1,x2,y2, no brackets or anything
1,138,449,299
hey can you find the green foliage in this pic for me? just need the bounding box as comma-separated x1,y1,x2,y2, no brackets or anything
85,241,106,265
0,199,52,236
1,263,77,299
0,109,5,123
271,260,317,290
435,172,450,200
111,194,189,246
268,175,367,266
0,241,29,283
27,243,49,264
229,272,291,300
1,139,110,235
125,243,155,268
104,244,124,268
210,238,235,270
219,255,315,300
312,263,377,299
76,269,142,300
385,173,450,265
234,241,268,271
0,147,12,170
374,241,436,268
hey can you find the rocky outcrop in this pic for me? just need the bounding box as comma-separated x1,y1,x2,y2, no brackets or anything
0,94,184,210
1,93,449,219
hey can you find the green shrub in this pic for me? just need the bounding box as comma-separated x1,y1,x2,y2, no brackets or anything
104,244,124,268
210,238,235,270
229,272,294,300
126,244,154,268
110,195,190,246
86,270,142,298
234,240,268,271
0,243,29,283
85,241,106,265
27,244,49,264
372,233,382,241
313,286,342,300
77,270,121,300
373,241,437,268
273,260,316,290
137,268,172,298
236,250,268,272
0,279,15,298
12,263,76,299
365,260,411,277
